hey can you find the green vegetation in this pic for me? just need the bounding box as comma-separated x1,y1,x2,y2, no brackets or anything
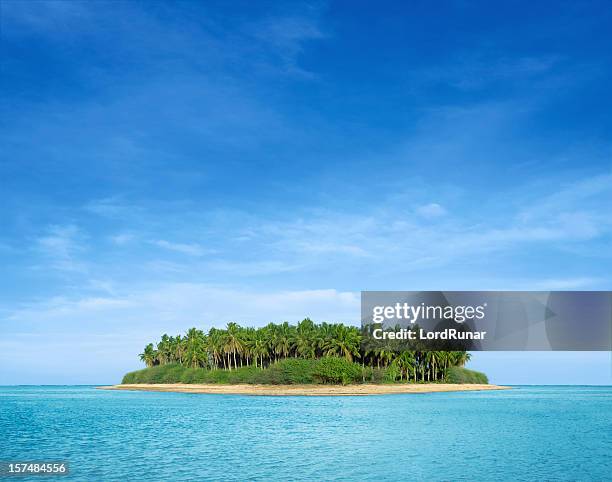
313,357,363,384
129,319,483,385
123,358,360,385
445,366,488,384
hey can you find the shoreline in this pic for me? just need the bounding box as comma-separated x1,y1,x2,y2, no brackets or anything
97,383,510,396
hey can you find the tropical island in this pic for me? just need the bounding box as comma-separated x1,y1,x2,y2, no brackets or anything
102,319,508,395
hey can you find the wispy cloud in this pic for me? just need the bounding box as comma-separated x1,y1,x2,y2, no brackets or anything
151,240,210,257
109,233,135,245
206,260,301,277
518,172,612,226
35,225,87,272
1,0,90,34
85,197,141,219
0,284,360,383
415,53,562,91
250,14,326,77
25,169,611,288
415,203,447,218
4,284,360,335
227,170,612,271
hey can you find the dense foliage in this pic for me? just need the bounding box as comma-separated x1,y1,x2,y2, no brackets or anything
313,357,364,384
444,367,488,384
123,359,358,385
137,319,474,383
123,359,489,386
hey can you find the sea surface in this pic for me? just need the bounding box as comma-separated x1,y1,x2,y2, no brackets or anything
1,386,611,481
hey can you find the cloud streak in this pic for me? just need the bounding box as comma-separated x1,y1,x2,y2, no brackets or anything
35,225,87,273
151,240,210,257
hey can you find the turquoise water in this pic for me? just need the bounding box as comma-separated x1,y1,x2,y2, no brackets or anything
1,386,611,481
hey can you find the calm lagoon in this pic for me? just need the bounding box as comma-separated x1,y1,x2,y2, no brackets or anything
1,386,611,481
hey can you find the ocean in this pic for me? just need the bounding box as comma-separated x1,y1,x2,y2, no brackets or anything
1,386,611,481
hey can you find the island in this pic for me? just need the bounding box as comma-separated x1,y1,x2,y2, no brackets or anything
99,383,508,396
104,319,508,395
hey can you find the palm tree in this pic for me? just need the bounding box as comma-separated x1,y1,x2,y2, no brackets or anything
171,335,185,364
295,318,316,358
425,351,443,381
252,329,269,368
224,322,243,370
184,327,206,368
156,334,172,365
316,323,333,358
396,351,415,382
207,328,224,369
241,327,256,366
274,322,295,360
139,343,157,367
453,351,471,367
324,324,361,362
378,344,395,368
140,320,473,384
264,323,279,362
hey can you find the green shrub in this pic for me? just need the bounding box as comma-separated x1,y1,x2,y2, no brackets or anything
160,364,186,383
361,366,373,383
227,366,261,384
445,366,488,384
122,371,136,384
121,361,488,386
312,357,363,385
122,364,195,384
383,364,401,383
240,359,318,384
122,365,173,383
121,360,319,385
359,366,387,383
273,359,318,384
370,367,386,384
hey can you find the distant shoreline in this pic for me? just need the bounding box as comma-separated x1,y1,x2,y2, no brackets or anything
97,383,510,396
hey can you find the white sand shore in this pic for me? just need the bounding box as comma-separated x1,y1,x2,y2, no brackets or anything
97,383,510,396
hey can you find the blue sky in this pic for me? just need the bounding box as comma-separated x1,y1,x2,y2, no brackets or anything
1,0,611,384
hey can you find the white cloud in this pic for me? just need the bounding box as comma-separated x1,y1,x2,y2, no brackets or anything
415,203,447,218
206,260,302,276
110,233,135,245
4,284,360,337
35,225,87,272
250,14,326,77
296,241,369,257
151,239,209,257
417,54,561,91
85,197,140,219
518,172,612,229
29,171,610,286
247,171,612,269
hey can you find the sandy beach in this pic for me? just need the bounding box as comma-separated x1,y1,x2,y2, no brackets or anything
98,383,510,396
